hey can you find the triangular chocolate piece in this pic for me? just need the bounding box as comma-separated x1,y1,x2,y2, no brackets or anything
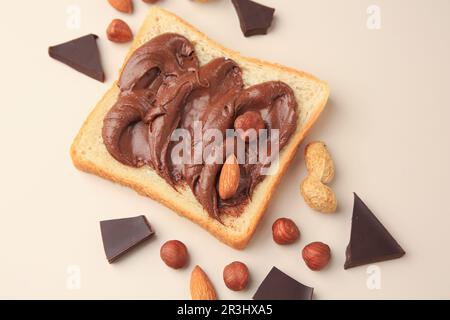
231,0,275,37
100,215,154,263
49,34,105,82
253,267,313,300
344,193,405,269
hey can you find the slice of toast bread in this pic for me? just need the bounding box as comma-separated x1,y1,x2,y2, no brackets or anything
71,7,330,249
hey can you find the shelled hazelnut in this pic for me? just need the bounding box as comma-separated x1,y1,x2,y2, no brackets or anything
302,242,331,271
234,111,265,142
223,261,249,291
160,240,189,269
272,218,300,245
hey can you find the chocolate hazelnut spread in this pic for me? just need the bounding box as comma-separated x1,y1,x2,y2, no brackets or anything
102,33,298,220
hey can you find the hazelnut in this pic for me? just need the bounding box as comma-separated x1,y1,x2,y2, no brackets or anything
108,0,133,14
106,19,133,43
160,240,188,269
223,261,249,291
234,111,265,141
272,218,300,245
302,242,331,271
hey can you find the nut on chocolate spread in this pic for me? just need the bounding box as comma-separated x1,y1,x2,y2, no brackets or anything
102,33,298,221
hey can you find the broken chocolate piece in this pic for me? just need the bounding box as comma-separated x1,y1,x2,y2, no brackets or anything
49,34,105,82
344,193,405,269
100,215,154,263
231,0,275,37
253,267,313,300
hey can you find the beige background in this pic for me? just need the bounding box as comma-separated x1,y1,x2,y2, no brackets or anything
1,0,449,299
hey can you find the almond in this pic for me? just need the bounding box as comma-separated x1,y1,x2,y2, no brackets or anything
108,0,133,13
107,19,133,43
190,266,217,300
218,154,240,200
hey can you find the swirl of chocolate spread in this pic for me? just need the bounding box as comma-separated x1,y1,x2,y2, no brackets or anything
102,33,298,221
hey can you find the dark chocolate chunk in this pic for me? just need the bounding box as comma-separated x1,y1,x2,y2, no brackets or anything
344,193,405,269
49,34,105,82
231,0,275,37
100,215,154,263
253,267,313,300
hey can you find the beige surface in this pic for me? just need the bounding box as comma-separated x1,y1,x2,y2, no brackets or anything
0,0,449,299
